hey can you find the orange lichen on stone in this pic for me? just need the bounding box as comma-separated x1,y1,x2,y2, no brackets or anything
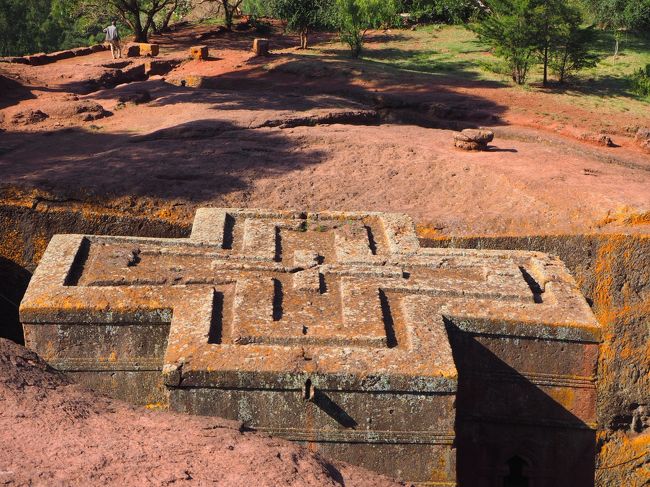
596,206,650,228
144,402,167,410
415,224,444,240
597,431,650,486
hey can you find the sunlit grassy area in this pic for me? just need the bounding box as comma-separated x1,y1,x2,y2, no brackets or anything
305,24,649,116
360,25,501,82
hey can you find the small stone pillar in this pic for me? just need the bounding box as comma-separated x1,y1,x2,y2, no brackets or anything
189,45,209,60
252,38,270,57
137,43,160,57
125,44,140,58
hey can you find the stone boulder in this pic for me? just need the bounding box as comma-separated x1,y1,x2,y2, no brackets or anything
11,109,48,125
453,128,494,151
579,132,616,147
126,43,159,58
635,127,650,152
138,43,159,57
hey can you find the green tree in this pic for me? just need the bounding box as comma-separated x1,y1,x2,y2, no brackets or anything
532,1,589,85
590,0,650,54
203,0,244,30
549,24,598,83
403,0,481,24
73,0,182,42
272,0,332,48
335,0,397,57
472,0,539,84
0,0,53,56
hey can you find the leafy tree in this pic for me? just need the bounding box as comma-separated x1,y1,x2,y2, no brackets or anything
271,0,332,48
202,0,244,30
335,0,397,57
472,0,539,84
589,0,650,54
75,0,179,42
474,0,594,85
241,0,275,18
549,24,598,83
0,0,53,56
403,0,481,24
532,0,590,85
155,0,193,33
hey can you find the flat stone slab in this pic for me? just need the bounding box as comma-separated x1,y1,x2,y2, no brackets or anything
20,208,600,484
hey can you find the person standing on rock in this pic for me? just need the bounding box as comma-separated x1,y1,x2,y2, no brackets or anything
104,21,122,59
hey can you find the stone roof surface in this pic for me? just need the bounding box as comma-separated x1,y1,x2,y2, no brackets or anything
20,208,600,393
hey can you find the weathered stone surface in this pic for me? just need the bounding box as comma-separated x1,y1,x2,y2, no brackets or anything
125,44,141,58
11,109,48,125
167,74,205,88
253,38,270,57
20,208,600,485
118,90,151,105
453,128,494,151
138,43,160,57
580,132,616,147
0,45,108,65
123,42,160,59
189,45,209,60
421,233,649,486
636,127,650,152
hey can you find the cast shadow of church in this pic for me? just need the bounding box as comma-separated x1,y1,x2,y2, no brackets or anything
445,320,596,487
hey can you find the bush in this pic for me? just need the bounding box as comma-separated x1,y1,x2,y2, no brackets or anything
471,0,538,84
549,24,599,83
631,64,650,97
335,0,398,57
271,0,333,48
404,0,482,24
241,0,275,18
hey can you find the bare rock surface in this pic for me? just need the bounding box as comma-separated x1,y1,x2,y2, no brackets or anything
0,338,402,487
636,127,650,152
11,109,48,125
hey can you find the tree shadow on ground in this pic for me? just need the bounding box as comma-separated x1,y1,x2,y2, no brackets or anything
0,119,325,203
312,46,507,90
87,54,509,128
0,74,36,110
549,75,642,100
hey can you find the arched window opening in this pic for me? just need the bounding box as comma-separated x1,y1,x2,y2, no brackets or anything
503,455,529,487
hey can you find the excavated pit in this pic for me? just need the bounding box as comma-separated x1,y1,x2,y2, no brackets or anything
0,202,647,486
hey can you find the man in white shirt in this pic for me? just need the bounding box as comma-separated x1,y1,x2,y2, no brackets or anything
103,21,122,59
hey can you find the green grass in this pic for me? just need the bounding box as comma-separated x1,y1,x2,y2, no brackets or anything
360,25,500,82
310,25,650,116
201,16,227,27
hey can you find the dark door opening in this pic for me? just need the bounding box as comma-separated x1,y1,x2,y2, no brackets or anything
504,456,530,487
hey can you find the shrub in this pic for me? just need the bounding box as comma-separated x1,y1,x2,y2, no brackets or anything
335,0,398,57
631,64,650,97
471,0,538,84
271,0,333,48
404,0,482,24
549,25,599,83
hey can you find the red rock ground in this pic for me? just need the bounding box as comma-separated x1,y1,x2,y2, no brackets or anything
0,23,648,236
0,338,402,486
